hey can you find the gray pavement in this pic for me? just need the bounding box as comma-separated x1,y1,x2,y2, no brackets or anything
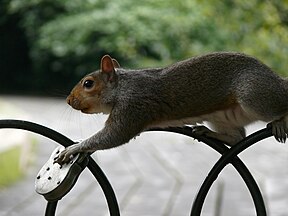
0,96,288,216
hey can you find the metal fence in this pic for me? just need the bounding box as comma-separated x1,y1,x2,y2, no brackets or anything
0,119,272,216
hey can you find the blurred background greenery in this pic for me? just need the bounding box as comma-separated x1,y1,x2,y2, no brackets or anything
1,0,288,95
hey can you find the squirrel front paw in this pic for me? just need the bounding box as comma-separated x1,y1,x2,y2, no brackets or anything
54,143,82,165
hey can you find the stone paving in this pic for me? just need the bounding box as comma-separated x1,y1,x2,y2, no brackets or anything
0,96,288,216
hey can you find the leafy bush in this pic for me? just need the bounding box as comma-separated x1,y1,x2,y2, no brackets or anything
2,0,288,94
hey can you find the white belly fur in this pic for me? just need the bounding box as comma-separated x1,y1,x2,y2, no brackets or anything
148,104,258,129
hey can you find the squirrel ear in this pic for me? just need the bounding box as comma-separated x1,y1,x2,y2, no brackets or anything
101,55,116,82
112,59,120,68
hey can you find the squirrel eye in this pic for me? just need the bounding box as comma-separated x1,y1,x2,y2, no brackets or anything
83,79,94,89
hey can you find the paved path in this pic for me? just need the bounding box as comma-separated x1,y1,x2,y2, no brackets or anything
0,96,288,216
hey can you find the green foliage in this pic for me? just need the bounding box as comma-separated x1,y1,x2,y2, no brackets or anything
2,0,288,94
199,0,288,76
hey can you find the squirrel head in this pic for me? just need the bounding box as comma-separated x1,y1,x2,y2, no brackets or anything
66,55,120,114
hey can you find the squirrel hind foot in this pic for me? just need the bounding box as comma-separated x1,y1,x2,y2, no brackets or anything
271,117,288,143
191,125,245,146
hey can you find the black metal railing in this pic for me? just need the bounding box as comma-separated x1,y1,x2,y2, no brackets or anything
0,119,273,215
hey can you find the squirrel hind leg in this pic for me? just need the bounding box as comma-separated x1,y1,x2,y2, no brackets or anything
270,116,288,143
192,124,245,146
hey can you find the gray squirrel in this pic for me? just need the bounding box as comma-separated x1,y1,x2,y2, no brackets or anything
55,52,288,164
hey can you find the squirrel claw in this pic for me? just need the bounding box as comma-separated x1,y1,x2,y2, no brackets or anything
54,144,81,165
191,125,211,136
271,119,287,143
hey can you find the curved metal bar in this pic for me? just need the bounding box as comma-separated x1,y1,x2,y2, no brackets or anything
45,201,58,216
148,126,270,216
87,159,120,216
0,119,120,216
190,127,272,216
